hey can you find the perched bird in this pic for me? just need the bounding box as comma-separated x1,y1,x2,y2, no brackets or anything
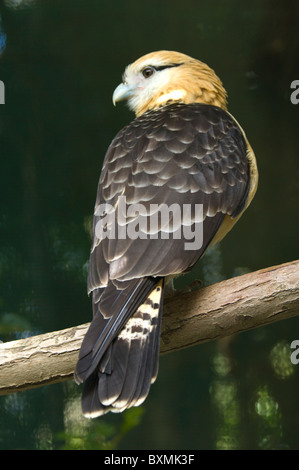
75,50,258,417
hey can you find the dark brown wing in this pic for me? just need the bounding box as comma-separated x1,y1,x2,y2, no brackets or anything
75,102,250,416
88,102,250,291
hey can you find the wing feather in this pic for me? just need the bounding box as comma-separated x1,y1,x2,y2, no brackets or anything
77,102,251,417
88,103,249,288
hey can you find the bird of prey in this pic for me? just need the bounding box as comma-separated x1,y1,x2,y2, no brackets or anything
75,50,258,417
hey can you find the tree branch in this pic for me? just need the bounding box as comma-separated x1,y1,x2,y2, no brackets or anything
0,260,298,396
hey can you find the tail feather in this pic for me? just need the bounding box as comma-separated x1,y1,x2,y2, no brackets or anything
130,290,164,408
81,373,102,416
77,278,164,418
98,340,130,406
75,277,159,383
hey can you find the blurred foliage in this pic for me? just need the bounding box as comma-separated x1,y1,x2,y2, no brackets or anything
0,311,32,338
0,0,298,451
58,407,145,450
254,385,283,449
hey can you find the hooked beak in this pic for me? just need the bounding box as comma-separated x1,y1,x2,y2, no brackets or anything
112,83,136,106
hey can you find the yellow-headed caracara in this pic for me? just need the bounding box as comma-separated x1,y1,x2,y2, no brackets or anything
75,51,258,417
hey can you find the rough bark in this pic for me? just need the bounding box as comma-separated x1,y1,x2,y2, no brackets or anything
0,260,298,396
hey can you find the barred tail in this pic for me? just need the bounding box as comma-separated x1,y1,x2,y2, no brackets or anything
75,279,164,418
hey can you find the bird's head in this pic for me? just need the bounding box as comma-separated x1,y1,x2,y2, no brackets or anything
112,50,228,116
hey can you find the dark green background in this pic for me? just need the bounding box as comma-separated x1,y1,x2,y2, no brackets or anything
0,0,298,450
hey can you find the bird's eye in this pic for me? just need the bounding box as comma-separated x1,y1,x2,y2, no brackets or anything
142,67,154,78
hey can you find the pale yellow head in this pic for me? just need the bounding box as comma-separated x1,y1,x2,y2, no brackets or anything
113,50,228,116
